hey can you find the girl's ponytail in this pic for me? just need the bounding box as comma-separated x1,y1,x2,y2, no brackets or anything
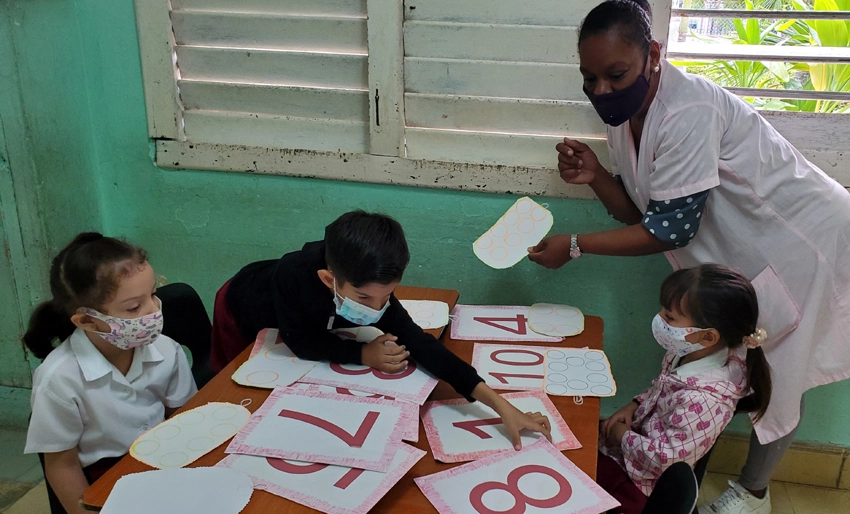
746,346,772,423
22,301,76,359
22,231,147,359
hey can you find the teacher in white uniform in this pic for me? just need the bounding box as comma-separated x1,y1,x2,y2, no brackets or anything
527,1,850,513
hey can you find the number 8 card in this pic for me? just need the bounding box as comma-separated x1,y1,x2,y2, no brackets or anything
415,438,619,514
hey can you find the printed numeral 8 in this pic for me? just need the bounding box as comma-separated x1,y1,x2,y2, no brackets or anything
330,361,416,380
469,464,572,514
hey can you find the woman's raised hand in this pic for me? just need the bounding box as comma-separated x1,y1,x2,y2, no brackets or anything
556,138,601,185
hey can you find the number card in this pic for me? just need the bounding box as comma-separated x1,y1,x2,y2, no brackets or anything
232,338,319,389
130,402,251,469
528,304,585,337
249,328,280,359
399,300,450,329
216,444,426,514
300,360,438,405
543,349,617,397
420,390,580,463
471,343,549,391
450,305,562,342
415,438,619,514
289,383,420,443
473,196,554,269
226,387,411,472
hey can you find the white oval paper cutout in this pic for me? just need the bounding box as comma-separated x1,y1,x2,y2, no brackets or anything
399,300,450,329
528,303,585,337
131,402,251,469
473,197,554,269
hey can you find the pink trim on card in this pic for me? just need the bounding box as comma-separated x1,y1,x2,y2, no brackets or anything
218,444,426,514
414,438,620,514
472,343,551,391
419,390,581,463
225,386,411,472
249,328,281,359
450,305,563,342
299,363,438,405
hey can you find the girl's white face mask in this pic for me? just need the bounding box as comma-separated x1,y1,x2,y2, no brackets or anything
83,297,164,350
651,314,707,357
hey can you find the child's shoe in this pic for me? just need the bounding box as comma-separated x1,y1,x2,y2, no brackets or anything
705,480,770,514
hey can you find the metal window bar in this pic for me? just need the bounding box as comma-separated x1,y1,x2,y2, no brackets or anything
670,9,850,20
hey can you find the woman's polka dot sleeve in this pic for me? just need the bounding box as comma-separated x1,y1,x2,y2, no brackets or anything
641,190,710,248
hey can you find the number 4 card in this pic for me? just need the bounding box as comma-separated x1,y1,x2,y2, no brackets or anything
226,387,412,472
217,443,425,514
471,343,549,391
450,305,562,342
420,390,580,463
415,438,619,514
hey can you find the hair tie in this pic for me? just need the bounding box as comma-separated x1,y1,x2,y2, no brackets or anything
744,328,767,349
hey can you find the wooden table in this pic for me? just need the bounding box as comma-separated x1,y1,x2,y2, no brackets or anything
83,286,603,512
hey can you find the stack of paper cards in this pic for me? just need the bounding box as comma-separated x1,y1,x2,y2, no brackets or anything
415,438,619,514
419,390,580,463
544,349,616,397
300,360,438,405
471,343,549,391
473,196,554,269
399,299,450,329
130,402,251,469
221,386,425,514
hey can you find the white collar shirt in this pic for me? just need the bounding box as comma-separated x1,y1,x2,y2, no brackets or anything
25,328,197,467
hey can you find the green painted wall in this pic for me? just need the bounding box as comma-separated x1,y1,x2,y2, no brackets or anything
1,0,849,447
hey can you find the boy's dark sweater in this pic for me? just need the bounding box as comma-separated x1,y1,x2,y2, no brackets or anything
225,241,483,399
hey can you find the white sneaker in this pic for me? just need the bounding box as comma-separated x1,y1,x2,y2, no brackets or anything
705,481,771,514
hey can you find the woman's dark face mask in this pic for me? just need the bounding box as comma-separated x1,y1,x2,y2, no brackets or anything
583,55,652,127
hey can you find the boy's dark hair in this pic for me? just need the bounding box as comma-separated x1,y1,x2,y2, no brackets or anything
324,211,410,287
660,264,772,423
578,0,653,54
22,232,148,359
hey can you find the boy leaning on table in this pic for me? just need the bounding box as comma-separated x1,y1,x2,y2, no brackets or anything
211,210,551,448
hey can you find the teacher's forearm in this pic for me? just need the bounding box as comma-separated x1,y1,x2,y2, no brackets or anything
578,224,675,257
587,172,643,225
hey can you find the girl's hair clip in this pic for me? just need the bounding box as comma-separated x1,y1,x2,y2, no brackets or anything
744,327,767,349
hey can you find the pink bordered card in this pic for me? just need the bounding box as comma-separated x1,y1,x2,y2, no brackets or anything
420,389,580,463
216,443,425,514
450,305,563,342
471,343,550,391
225,386,411,472
299,360,438,405
289,382,419,443
415,438,619,514
249,328,280,359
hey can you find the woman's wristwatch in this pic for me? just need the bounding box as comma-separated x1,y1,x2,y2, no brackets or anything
569,234,582,259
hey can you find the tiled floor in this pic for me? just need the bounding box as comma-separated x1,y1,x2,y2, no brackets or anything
1,426,850,513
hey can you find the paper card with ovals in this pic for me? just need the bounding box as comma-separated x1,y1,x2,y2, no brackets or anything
528,303,585,337
130,402,251,469
543,349,617,397
249,327,280,359
399,300,450,330
414,438,619,514
232,336,320,389
473,196,553,269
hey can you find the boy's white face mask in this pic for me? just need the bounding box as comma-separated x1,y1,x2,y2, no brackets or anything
651,314,707,357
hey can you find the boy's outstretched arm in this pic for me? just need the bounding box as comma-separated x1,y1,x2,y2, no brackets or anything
471,382,552,450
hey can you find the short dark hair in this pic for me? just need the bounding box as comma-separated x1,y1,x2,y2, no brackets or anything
578,0,653,54
324,211,410,287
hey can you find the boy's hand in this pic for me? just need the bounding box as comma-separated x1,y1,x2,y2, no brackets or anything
601,400,639,439
361,334,409,373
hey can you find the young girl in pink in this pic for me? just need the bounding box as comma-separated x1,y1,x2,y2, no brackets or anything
598,264,772,513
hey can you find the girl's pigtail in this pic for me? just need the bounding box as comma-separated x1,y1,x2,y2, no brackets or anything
22,301,76,359
745,346,772,423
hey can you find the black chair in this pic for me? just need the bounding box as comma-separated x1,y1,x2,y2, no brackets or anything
641,461,699,514
157,282,215,388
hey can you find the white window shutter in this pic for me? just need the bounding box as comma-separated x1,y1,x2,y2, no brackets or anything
169,0,370,153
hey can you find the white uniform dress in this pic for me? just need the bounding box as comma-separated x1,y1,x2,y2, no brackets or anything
25,329,197,466
607,60,850,443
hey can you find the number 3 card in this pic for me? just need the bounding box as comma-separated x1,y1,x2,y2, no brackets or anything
300,361,438,405
471,343,549,391
415,438,619,514
217,443,426,514
226,387,411,472
450,305,562,342
420,390,580,463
